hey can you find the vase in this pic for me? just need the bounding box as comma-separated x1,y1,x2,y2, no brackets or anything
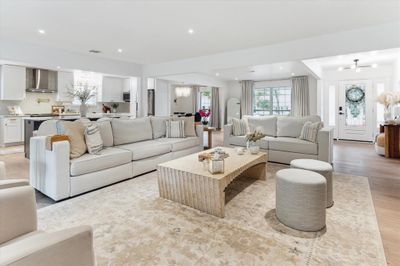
247,141,260,154
384,106,392,122
80,104,88,117
112,108,117,113
201,118,209,126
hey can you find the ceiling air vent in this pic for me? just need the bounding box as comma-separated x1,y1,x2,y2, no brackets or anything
89,49,101,54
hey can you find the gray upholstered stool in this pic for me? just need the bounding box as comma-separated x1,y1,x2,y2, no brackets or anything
290,159,334,208
276,169,326,232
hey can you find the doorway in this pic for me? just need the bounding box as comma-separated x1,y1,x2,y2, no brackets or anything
337,80,373,141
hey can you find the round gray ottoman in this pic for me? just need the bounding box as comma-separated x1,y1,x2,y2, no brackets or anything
276,169,326,232
290,159,333,208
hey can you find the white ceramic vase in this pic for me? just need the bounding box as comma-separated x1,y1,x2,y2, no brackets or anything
80,103,88,117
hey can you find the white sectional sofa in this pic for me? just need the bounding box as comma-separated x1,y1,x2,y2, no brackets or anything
30,117,203,201
224,115,333,164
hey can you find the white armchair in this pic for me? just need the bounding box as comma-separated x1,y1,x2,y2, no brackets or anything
0,183,95,266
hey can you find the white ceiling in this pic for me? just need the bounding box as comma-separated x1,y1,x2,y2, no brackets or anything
1,0,399,64
305,48,400,70
208,61,312,81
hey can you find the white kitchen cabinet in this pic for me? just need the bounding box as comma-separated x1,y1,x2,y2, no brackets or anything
100,76,123,102
57,71,74,102
0,65,26,100
2,117,23,144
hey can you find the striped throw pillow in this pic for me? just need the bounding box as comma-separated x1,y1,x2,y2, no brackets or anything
166,120,185,138
299,121,322,143
84,124,103,154
232,118,248,136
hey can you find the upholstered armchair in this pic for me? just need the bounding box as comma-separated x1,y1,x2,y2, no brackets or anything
0,182,95,266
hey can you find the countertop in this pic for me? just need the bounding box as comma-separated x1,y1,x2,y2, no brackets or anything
22,113,134,121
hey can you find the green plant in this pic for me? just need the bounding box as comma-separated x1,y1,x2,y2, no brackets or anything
67,83,96,104
111,102,119,109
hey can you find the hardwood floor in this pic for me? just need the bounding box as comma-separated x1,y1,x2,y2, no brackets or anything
1,136,399,265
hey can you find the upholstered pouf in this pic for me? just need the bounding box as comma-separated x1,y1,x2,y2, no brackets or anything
290,159,334,208
276,169,326,232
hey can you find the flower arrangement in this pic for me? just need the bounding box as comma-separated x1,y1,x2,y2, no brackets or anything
111,102,119,113
199,108,211,125
67,83,96,104
245,130,266,143
376,91,395,109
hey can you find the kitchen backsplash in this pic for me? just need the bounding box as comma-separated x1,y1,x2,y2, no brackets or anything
0,93,130,115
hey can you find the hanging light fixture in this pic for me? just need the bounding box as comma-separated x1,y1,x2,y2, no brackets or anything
337,59,378,72
175,86,191,98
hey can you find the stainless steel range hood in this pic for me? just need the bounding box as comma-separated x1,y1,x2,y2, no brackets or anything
26,68,57,93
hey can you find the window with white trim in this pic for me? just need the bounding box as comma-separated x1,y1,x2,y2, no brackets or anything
72,70,102,105
253,86,291,115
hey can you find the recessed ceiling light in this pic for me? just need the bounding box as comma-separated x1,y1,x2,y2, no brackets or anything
338,66,344,71
234,77,238,81
117,48,123,53
371,63,378,68
38,29,45,34
279,66,283,70
291,73,295,76
188,28,194,34
56,66,61,69
215,72,220,76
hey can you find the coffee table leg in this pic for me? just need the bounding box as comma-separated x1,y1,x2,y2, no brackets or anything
240,162,266,180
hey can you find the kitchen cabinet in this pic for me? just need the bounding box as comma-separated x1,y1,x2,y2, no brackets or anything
57,71,74,102
99,76,123,102
1,117,24,145
0,65,26,100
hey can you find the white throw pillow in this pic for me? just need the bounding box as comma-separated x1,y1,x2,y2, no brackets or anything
150,116,171,139
172,117,196,137
166,120,185,138
232,118,248,136
84,124,103,154
299,121,323,143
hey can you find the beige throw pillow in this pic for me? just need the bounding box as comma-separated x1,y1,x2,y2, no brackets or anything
84,124,103,154
172,117,196,137
61,120,87,158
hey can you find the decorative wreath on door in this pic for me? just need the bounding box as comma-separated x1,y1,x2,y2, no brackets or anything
345,85,365,118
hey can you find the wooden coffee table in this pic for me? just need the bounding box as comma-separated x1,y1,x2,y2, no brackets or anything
157,147,267,217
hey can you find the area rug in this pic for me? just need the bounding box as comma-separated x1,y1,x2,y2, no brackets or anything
37,163,386,265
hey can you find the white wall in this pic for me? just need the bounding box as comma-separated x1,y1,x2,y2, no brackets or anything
393,57,400,91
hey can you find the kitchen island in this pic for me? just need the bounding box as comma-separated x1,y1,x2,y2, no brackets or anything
24,113,133,158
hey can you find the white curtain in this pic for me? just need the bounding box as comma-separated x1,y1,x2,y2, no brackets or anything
241,80,254,117
291,76,310,116
211,87,220,128
192,86,200,113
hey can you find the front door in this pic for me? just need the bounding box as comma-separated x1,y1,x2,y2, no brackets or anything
338,80,373,141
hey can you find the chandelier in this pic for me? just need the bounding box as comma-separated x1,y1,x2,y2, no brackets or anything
175,87,191,98
338,59,378,73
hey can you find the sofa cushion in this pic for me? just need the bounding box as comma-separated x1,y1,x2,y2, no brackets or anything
232,118,248,136
244,115,277,137
57,120,87,159
268,137,318,155
166,120,185,138
95,119,114,147
155,137,200,152
277,116,321,137
70,147,131,176
229,135,269,149
150,116,170,139
172,117,197,137
116,140,171,160
111,117,153,145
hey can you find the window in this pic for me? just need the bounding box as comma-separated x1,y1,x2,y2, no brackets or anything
72,70,102,105
253,86,291,115
199,90,211,110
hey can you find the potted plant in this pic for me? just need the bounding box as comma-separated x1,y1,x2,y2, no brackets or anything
111,102,119,113
199,108,211,126
68,83,96,117
245,130,266,154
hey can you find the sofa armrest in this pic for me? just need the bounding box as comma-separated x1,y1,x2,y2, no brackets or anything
317,127,334,164
0,186,37,245
223,124,233,147
195,125,204,147
0,179,29,190
30,136,70,201
0,226,95,266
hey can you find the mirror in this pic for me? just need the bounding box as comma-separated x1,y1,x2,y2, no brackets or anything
227,98,241,123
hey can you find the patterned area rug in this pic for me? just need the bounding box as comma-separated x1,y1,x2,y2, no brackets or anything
37,163,386,265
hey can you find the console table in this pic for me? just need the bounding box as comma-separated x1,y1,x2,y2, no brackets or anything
382,124,400,158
